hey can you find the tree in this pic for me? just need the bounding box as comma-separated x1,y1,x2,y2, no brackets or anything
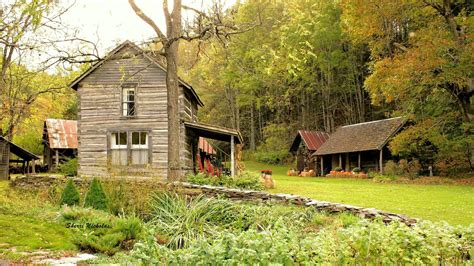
60,179,80,206
128,0,246,180
84,178,108,211
0,0,98,139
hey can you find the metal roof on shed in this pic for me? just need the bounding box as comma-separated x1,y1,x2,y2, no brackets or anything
289,130,330,152
44,119,78,149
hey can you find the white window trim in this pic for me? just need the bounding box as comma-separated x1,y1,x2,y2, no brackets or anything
122,87,136,117
131,132,148,149
111,132,127,149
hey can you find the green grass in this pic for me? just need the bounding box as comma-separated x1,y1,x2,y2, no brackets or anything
244,161,474,225
0,181,77,256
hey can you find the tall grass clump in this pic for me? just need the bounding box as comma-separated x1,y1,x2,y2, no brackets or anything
148,191,237,248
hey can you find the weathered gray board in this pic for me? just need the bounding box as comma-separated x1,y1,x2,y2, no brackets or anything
0,139,9,180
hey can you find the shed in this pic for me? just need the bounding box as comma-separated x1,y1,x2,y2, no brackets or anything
313,117,406,175
289,130,329,172
43,119,78,169
0,136,40,179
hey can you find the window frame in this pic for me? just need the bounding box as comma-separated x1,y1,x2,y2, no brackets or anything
121,85,137,117
107,130,151,167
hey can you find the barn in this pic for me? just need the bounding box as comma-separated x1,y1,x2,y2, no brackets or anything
289,130,330,173
313,117,406,175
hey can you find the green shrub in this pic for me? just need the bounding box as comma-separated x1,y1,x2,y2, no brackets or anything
254,150,290,165
59,179,80,206
384,160,403,176
352,167,361,173
186,171,262,190
58,158,78,176
333,167,343,172
234,171,263,190
84,178,108,211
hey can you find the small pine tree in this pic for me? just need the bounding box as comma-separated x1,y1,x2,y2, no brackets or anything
60,179,80,206
84,178,108,210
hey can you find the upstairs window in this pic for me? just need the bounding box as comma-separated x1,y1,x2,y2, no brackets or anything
122,87,135,116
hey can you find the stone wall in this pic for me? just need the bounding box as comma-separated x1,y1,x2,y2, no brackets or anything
10,176,418,226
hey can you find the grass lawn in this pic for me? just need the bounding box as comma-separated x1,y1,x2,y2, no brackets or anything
245,161,474,225
0,181,76,259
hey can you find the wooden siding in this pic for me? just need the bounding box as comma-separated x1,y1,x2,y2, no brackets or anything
77,45,199,178
0,139,9,180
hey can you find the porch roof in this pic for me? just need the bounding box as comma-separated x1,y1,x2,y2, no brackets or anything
184,121,243,144
0,136,39,161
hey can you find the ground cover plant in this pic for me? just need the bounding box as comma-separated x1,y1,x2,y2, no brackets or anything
91,191,473,265
186,171,263,190
244,161,474,225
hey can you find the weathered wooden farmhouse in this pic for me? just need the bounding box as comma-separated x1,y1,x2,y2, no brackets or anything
69,41,242,178
313,117,406,175
289,130,329,173
43,119,78,170
0,136,39,179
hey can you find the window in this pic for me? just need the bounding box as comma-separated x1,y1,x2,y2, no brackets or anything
131,132,148,165
122,87,135,116
109,131,149,166
110,132,128,166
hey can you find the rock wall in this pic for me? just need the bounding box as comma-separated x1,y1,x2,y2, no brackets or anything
10,176,418,226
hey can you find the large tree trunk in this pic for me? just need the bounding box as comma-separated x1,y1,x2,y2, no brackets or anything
166,0,182,181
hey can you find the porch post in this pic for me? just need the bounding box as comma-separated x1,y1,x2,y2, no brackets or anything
55,149,59,168
230,135,235,177
32,160,36,174
345,153,350,171
379,149,383,174
339,154,342,168
26,161,30,175
358,152,361,168
320,156,324,176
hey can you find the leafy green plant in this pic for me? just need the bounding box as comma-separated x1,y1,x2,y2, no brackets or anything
59,179,80,206
186,171,263,190
352,167,361,173
333,167,343,172
84,178,108,211
58,158,78,176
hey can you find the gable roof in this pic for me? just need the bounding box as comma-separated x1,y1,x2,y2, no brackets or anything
289,130,330,152
0,136,39,161
44,119,78,149
69,40,204,106
314,117,406,156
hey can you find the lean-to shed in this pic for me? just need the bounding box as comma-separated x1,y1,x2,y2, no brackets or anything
0,136,39,179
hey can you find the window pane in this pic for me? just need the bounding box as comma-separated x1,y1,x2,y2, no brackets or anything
119,132,127,145
112,133,118,146
132,132,139,145
128,102,135,116
140,132,147,145
127,90,135,101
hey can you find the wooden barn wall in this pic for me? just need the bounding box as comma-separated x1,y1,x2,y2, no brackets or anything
0,140,9,180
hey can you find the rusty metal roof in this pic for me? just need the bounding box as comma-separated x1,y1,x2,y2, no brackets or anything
44,119,78,149
289,130,330,152
314,117,406,155
199,137,216,155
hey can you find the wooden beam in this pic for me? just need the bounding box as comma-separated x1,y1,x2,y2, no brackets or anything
346,153,350,171
339,154,342,168
55,149,59,168
379,149,383,173
320,156,324,176
32,160,36,174
358,152,361,168
231,135,235,177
